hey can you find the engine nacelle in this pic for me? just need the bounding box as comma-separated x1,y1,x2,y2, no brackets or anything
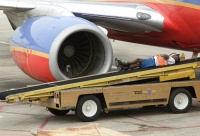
10,16,113,82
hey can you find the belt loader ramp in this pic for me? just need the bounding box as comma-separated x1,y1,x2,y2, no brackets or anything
1,58,200,121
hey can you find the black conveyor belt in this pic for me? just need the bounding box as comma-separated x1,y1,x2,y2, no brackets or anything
0,57,200,100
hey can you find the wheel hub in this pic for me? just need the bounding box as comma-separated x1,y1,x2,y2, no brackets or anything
82,100,97,117
177,98,182,104
86,105,91,111
174,93,189,110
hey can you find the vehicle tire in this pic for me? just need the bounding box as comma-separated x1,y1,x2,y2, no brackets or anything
168,88,192,113
48,108,70,116
75,95,101,122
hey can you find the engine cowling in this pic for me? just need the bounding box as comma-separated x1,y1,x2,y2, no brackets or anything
10,16,113,82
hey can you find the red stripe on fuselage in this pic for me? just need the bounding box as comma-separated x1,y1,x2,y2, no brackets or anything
11,50,56,82
108,2,200,51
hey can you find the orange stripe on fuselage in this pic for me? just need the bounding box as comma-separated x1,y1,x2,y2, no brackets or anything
10,46,49,59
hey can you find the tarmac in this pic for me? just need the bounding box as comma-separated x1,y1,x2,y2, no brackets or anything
1,11,200,136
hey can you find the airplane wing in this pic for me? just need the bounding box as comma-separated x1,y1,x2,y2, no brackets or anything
52,1,164,34
0,0,34,11
0,1,164,34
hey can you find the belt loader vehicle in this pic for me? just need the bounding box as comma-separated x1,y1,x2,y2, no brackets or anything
1,57,200,122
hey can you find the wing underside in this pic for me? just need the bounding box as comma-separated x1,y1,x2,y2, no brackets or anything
53,1,164,33
0,1,164,34
0,0,34,11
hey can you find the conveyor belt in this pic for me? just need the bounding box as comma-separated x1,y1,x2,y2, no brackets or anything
0,57,200,100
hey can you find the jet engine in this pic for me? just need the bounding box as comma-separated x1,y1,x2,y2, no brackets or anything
10,16,113,82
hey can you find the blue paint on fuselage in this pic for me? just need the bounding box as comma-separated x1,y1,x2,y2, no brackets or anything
10,16,97,54
174,0,200,5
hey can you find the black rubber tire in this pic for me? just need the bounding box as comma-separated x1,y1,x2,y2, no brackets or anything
168,88,192,113
48,108,70,116
75,95,101,122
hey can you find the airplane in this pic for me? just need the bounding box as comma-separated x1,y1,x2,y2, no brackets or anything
0,0,200,82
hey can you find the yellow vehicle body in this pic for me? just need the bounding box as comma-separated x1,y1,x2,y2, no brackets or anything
2,57,200,121
33,80,200,110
